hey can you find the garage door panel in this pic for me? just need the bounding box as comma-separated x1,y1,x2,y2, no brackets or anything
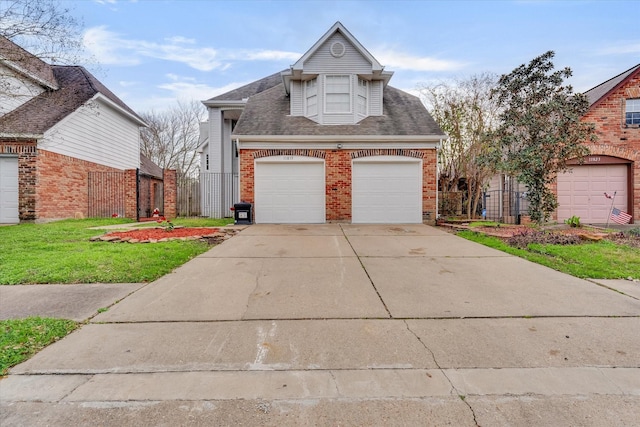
255,158,325,224
0,157,19,224
352,157,422,224
557,164,628,223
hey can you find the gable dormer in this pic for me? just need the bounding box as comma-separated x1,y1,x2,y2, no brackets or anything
283,22,393,125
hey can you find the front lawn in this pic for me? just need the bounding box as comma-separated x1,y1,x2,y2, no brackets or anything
458,230,640,279
1,317,77,376
0,218,233,285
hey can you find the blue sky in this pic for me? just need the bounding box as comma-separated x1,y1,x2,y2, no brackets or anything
65,0,639,113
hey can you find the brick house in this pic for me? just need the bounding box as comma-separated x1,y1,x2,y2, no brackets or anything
556,64,639,224
0,36,160,223
199,22,446,223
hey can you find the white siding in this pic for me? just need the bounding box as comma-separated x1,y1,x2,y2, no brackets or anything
0,63,46,117
304,33,372,74
290,80,303,116
40,98,140,170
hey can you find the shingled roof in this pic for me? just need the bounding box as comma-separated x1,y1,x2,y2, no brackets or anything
0,36,58,90
140,153,163,179
584,63,640,107
232,83,444,138
0,65,145,136
206,71,284,102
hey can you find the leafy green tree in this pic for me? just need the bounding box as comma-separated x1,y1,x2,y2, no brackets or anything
487,51,595,224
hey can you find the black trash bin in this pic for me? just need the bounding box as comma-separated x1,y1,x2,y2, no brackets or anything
233,202,252,225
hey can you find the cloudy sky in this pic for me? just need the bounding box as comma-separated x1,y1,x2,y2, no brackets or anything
66,0,639,113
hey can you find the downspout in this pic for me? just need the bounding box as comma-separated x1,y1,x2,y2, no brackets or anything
235,137,241,204
435,138,442,222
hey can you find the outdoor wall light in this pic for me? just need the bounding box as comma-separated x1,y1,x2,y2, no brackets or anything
337,143,343,149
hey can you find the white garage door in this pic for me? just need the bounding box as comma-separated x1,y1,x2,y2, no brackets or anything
352,156,422,223
254,156,325,223
0,156,19,224
557,164,628,223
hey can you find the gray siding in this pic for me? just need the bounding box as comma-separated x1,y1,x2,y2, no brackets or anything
303,33,372,74
370,80,383,116
290,80,303,116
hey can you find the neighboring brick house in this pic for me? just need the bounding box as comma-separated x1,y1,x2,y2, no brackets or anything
556,64,640,224
0,36,150,223
199,22,446,223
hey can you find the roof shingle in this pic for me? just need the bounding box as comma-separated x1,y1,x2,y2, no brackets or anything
232,83,444,137
584,64,640,107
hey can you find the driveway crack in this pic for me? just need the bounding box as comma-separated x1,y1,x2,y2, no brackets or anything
339,224,392,318
403,320,480,426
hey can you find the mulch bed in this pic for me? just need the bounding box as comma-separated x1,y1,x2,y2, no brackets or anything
441,222,640,248
91,227,238,244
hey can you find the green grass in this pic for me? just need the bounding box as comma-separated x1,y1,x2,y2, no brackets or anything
458,230,640,279
1,317,77,375
0,218,233,285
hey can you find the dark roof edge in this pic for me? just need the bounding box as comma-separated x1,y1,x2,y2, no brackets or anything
584,63,640,108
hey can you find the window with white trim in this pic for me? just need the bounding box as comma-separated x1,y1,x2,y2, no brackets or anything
305,78,318,116
325,75,351,113
357,78,368,115
626,99,640,126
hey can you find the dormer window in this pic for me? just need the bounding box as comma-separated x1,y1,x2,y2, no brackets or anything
305,78,318,116
325,75,351,113
357,78,368,116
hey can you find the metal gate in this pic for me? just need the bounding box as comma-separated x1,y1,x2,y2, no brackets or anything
138,171,163,219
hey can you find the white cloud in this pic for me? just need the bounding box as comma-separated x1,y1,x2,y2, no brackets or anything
83,26,302,72
83,26,225,71
375,49,465,72
118,80,138,87
241,50,301,61
155,75,253,105
597,41,640,55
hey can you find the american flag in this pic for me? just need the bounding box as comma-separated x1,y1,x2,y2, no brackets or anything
610,208,632,224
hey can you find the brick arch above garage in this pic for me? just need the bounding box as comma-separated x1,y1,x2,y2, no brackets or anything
351,148,425,159
252,149,326,159
585,144,639,163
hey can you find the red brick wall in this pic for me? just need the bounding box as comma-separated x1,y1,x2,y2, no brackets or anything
0,140,37,221
579,72,640,221
240,147,438,222
36,149,122,220
163,169,177,219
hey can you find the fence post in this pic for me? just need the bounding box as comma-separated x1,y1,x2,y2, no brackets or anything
163,169,177,219
123,169,138,220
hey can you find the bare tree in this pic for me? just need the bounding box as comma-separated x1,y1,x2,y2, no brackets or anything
140,101,205,178
419,73,501,218
0,0,83,63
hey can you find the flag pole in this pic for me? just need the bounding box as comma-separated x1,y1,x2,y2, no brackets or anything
606,191,617,228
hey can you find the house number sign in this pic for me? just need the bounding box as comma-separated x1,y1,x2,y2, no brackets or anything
283,156,294,160
588,157,601,162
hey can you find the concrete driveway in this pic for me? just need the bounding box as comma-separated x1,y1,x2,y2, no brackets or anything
2,224,639,426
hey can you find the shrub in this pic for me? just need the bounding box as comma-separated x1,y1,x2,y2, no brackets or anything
564,215,581,228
